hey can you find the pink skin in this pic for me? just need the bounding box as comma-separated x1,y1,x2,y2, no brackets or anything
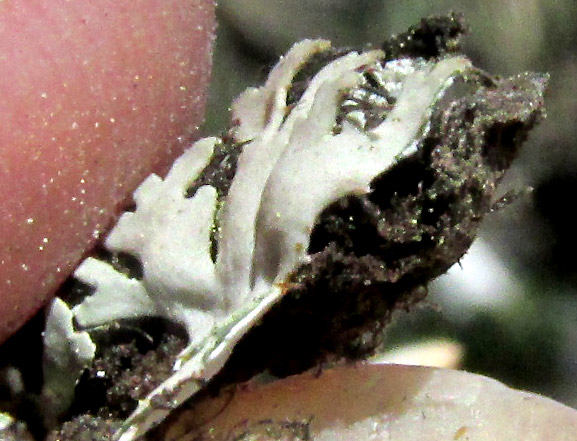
0,0,215,344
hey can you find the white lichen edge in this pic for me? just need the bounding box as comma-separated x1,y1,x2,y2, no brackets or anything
0,412,15,431
70,39,472,440
41,298,96,426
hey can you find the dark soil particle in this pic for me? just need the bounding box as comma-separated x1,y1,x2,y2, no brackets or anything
382,12,467,60
46,415,119,441
71,330,185,419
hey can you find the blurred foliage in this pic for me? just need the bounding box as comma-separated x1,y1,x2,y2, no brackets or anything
204,0,577,406
385,296,565,400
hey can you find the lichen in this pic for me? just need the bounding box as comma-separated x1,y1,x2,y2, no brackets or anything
40,298,96,427
49,16,548,441
67,37,477,440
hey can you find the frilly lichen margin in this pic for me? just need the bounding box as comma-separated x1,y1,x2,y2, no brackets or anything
41,298,96,427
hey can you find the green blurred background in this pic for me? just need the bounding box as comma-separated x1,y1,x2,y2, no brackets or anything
203,0,577,407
